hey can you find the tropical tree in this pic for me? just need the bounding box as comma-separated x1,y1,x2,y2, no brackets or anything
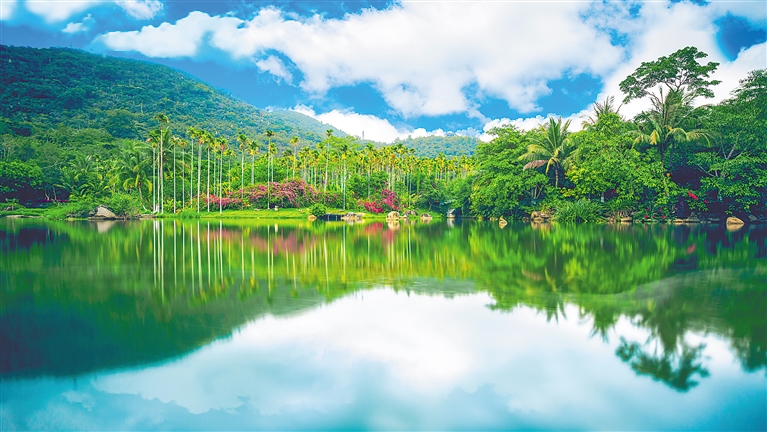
265,129,274,206
629,88,713,169
519,117,577,187
238,133,249,202
290,136,300,180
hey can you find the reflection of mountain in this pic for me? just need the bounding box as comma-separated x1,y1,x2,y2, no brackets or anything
0,272,330,378
0,220,764,383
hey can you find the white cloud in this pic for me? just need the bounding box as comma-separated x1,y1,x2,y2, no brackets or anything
255,55,292,83
593,1,766,120
95,1,765,127
98,11,240,57
25,0,104,23
0,0,18,21
115,0,163,20
96,3,622,118
292,105,444,143
479,107,593,142
62,14,94,34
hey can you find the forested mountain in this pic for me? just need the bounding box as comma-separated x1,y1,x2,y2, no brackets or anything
394,135,478,157
0,45,344,146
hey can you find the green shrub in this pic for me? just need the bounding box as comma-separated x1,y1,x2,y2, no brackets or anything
105,193,141,217
309,203,327,218
178,209,200,219
554,199,602,223
44,199,97,219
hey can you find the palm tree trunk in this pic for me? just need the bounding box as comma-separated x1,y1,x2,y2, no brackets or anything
196,144,202,212
173,143,176,214
206,148,211,212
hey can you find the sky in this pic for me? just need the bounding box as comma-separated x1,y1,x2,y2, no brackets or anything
1,0,765,142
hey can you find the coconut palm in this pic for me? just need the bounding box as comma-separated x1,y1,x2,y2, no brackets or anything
153,113,170,214
629,88,713,169
519,117,577,188
290,136,300,180
118,141,152,210
237,133,249,202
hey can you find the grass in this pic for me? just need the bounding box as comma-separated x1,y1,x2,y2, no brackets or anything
3,204,442,221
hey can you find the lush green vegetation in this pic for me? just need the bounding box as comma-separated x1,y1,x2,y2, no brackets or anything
1,45,764,221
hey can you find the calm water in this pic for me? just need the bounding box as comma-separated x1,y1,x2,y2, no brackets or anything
1,218,765,430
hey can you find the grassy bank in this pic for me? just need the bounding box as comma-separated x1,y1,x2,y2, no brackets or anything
1,203,441,221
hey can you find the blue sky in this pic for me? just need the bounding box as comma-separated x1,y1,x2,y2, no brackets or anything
1,0,765,142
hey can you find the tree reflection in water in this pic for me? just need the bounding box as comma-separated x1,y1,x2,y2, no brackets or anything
0,219,764,389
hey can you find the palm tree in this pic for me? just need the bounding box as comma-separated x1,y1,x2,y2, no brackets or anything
265,129,274,206
290,136,300,180
118,141,152,211
583,96,622,129
323,130,333,200
179,137,189,210
154,113,170,214
171,136,185,213
237,133,249,202
248,138,260,186
629,88,713,169
519,117,576,188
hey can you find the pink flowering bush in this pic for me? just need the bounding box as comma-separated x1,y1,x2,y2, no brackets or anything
242,180,318,208
360,200,384,213
358,189,399,214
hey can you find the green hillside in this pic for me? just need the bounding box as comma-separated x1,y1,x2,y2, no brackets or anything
0,45,343,146
394,135,478,157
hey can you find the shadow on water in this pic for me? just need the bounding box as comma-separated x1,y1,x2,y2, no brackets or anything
0,218,764,390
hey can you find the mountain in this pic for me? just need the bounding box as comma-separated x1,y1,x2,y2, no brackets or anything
0,45,344,147
394,135,478,157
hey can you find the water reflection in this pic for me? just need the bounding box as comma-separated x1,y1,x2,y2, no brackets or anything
1,219,765,388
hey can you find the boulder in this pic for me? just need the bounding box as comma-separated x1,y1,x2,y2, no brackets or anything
401,210,418,218
386,211,400,220
308,215,317,221
89,205,117,220
341,212,362,221
726,216,744,226
420,213,433,222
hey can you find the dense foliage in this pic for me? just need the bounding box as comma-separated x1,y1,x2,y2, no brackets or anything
1,45,764,220
394,135,478,157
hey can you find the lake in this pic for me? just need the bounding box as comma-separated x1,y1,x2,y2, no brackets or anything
1,218,765,430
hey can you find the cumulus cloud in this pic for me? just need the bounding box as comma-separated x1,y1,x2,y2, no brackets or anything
96,3,622,118
0,0,18,21
255,55,292,83
98,11,240,57
94,0,764,128
292,106,443,143
62,14,95,34
25,0,104,23
478,107,593,142
115,0,163,20
592,1,766,119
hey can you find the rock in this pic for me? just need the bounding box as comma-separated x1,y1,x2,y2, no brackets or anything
726,216,744,225
341,212,362,221
420,213,432,222
620,217,633,223
747,215,758,222
499,218,508,228
89,205,117,220
308,215,317,221
401,210,418,218
674,197,691,219
386,211,400,220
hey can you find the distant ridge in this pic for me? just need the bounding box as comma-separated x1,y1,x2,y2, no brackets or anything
0,45,345,147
